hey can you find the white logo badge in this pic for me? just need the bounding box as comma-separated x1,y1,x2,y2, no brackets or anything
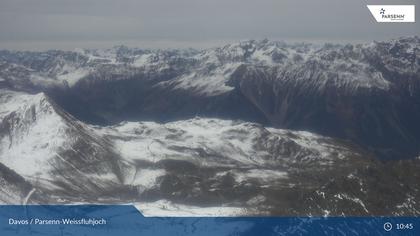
367,5,415,22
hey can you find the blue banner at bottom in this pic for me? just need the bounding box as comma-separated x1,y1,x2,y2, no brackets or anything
0,205,418,236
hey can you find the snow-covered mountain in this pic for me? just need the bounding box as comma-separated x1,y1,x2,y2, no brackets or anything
0,90,127,202
0,89,419,215
95,118,420,216
0,37,419,216
2,37,419,159
1,37,418,92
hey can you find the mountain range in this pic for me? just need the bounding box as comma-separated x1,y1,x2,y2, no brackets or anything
0,37,419,216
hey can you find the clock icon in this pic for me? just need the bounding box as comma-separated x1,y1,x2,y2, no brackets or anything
384,222,393,232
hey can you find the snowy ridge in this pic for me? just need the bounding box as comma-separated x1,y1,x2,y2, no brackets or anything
0,90,123,197
0,90,69,178
96,118,361,169
1,37,418,94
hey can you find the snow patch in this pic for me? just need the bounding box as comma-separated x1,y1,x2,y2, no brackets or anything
130,168,165,188
132,54,152,67
234,169,288,183
135,200,245,217
171,63,241,96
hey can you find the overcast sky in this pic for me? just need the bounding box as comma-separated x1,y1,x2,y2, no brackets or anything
0,0,419,50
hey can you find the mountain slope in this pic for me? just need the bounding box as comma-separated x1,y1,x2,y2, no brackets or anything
96,118,420,216
228,37,420,159
0,162,39,204
0,90,128,202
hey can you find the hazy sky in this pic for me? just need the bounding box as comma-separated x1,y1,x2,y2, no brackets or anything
0,0,419,50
